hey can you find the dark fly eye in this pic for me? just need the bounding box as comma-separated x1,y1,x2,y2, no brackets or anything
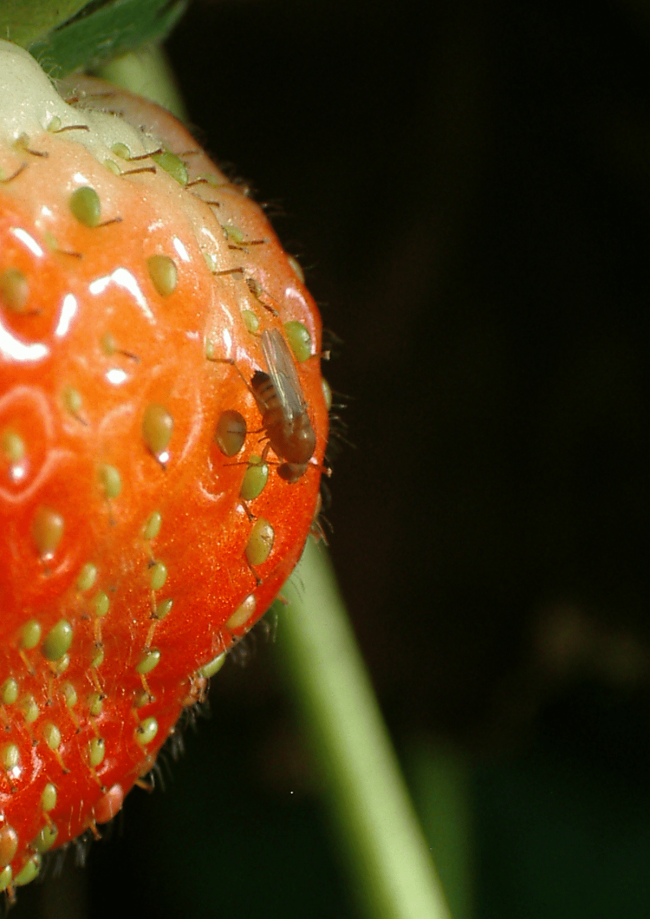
277,462,307,483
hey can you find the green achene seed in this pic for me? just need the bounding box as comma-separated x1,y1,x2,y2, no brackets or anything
54,653,70,675
240,456,269,501
41,783,57,812
0,826,18,867
1,428,25,463
143,511,162,540
20,695,38,723
242,309,259,333
62,386,83,416
69,186,101,227
147,255,178,297
32,506,64,558
100,332,117,355
198,652,226,679
104,159,121,175
88,737,105,768
287,254,305,284
142,403,173,456
1,679,18,706
21,620,41,650
111,142,130,159
136,649,161,675
33,824,58,853
245,518,275,567
76,562,97,592
0,867,12,892
150,561,167,591
14,854,41,887
99,464,122,499
43,723,61,751
151,150,188,185
87,692,103,717
133,690,150,709
284,320,312,362
41,620,73,661
154,598,173,620
224,225,244,245
321,377,333,412
136,717,158,746
226,594,257,631
0,267,29,312
93,592,110,617
61,683,77,708
1,744,19,770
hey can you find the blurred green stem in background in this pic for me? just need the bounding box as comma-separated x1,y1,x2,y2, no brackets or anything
277,537,454,919
96,46,186,121
101,48,458,919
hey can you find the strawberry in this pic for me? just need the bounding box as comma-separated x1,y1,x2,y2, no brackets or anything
0,41,328,893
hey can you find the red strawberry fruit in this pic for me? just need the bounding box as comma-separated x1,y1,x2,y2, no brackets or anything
0,41,328,893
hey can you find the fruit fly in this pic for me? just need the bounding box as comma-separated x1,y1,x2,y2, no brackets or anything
252,329,317,482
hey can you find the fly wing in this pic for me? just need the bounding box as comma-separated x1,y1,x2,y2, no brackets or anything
260,329,307,423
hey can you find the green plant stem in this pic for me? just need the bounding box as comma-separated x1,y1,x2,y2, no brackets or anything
277,537,452,919
96,46,187,121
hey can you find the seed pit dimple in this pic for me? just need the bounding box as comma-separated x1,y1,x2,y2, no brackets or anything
215,410,247,457
142,403,173,459
32,506,64,559
1,428,25,464
98,463,122,500
0,267,29,313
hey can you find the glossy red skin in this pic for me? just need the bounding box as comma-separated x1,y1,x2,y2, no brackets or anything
0,84,327,881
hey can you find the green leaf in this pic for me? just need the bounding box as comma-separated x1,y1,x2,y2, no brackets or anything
0,1,87,50
26,0,189,79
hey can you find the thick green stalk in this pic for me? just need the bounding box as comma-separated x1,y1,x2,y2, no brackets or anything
277,538,453,919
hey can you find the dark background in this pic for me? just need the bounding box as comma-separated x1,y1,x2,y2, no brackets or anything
16,1,648,917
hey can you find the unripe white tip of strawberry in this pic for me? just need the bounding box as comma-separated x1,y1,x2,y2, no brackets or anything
0,40,158,162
